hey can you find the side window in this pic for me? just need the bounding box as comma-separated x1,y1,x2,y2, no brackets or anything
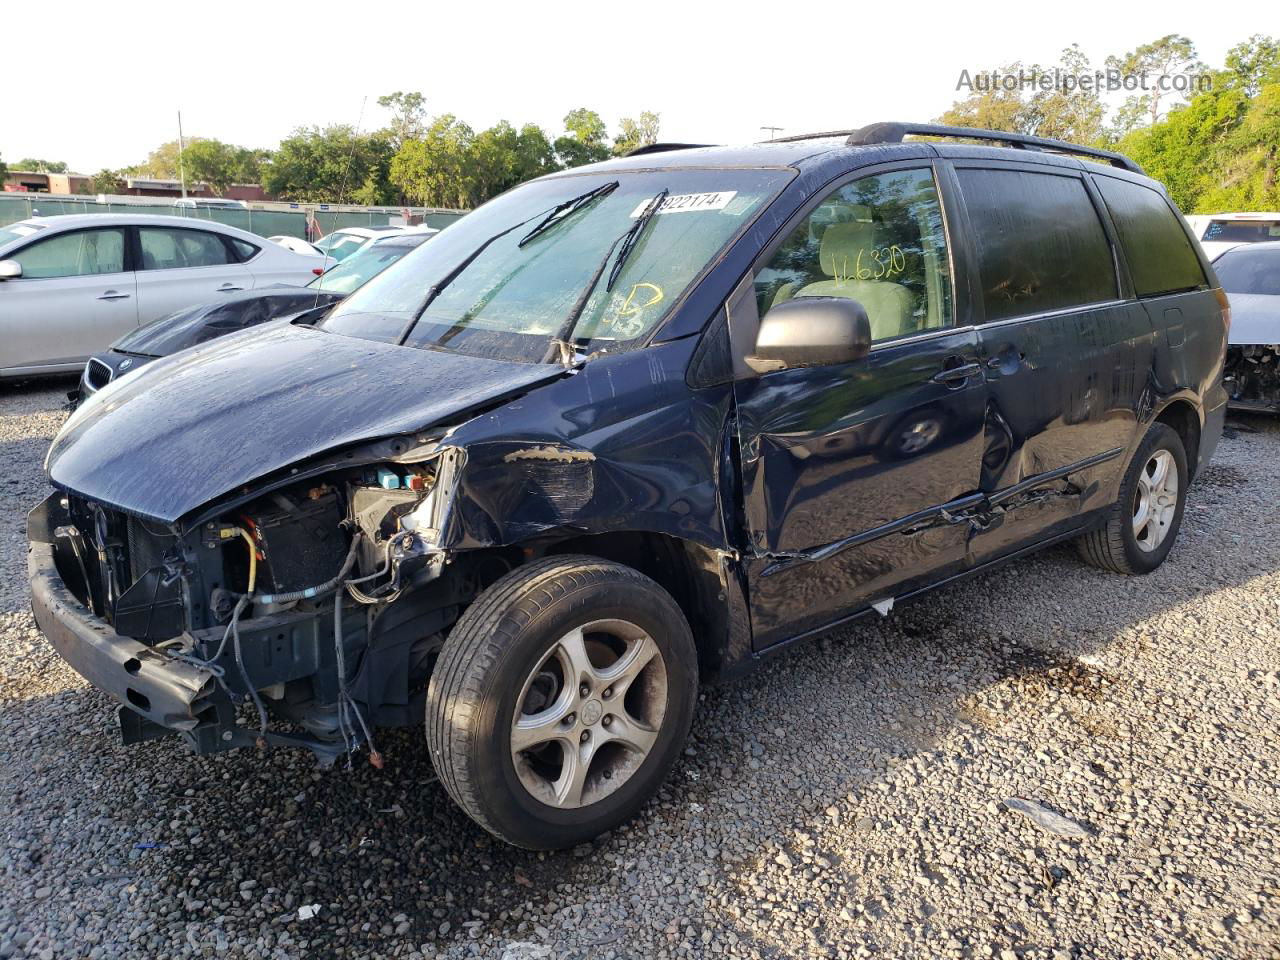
138,228,233,270
231,238,258,261
1093,176,1207,297
957,169,1116,322
754,168,953,343
12,229,125,279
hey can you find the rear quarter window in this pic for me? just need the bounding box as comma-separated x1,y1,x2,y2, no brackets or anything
1093,176,1207,298
956,168,1117,323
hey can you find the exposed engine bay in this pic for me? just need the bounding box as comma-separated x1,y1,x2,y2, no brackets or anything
1224,344,1280,412
32,445,505,765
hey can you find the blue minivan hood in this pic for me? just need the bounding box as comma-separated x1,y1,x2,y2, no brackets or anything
48,324,564,523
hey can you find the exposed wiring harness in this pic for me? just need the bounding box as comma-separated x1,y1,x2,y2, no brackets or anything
155,526,387,765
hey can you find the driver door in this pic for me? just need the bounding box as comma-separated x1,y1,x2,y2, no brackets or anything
731,165,988,648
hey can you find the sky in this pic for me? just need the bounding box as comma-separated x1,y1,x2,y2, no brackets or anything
2,0,1256,174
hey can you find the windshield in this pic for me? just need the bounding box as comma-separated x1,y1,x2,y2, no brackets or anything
1215,246,1280,296
314,232,369,262
309,238,427,295
1203,219,1280,243
0,221,48,250
322,169,790,362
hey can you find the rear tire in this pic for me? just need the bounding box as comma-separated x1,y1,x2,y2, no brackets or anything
426,555,698,849
1077,422,1187,575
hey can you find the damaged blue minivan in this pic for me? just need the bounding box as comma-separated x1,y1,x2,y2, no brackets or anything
29,123,1228,849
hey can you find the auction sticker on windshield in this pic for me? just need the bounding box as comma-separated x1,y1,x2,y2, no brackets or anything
631,191,737,217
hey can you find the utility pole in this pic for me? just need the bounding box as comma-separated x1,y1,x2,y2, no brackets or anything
177,111,188,199
760,125,784,140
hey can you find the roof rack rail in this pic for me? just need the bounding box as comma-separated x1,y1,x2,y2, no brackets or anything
851,122,1143,174
623,142,714,158
768,122,1143,174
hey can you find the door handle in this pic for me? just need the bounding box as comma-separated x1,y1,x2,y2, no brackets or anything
96,290,130,301
931,361,982,385
217,283,244,292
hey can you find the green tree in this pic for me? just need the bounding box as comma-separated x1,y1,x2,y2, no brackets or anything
16,158,68,173
0,153,7,179
1197,83,1280,211
378,91,428,149
140,138,271,193
89,169,122,194
612,111,661,155
1223,35,1280,96
938,62,1040,133
555,108,610,167
389,115,476,208
1031,45,1106,145
1107,35,1204,133
263,126,394,203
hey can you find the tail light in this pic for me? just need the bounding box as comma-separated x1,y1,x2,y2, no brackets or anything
1214,287,1231,338
312,267,325,275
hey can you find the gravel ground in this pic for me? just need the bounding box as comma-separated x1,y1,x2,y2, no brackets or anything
2,379,1278,960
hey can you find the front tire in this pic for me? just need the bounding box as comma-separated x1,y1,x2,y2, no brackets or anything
426,555,698,849
1077,422,1187,575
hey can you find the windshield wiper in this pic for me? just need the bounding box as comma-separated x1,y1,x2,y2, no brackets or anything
518,181,619,248
394,217,535,345
541,188,669,365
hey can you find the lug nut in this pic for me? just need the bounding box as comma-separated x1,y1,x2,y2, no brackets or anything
602,687,613,699
579,683,590,698
563,713,575,725
580,730,590,743
602,715,613,728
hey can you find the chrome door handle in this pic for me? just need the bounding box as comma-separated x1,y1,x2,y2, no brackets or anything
217,284,244,292
931,362,982,385
97,290,130,301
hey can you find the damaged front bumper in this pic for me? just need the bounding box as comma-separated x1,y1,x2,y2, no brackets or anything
1224,345,1280,413
27,495,356,760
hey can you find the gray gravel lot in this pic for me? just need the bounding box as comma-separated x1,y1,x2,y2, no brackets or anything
2,380,1278,960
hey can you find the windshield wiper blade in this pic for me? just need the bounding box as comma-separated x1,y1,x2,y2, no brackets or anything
395,218,534,345
518,181,619,248
606,188,667,292
541,188,669,365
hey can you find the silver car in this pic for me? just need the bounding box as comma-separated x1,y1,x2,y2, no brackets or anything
0,214,321,379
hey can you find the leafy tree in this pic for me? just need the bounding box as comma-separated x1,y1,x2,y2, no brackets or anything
1223,35,1280,97
389,115,476,208
0,153,6,179
1196,83,1280,211
613,111,661,155
555,108,610,167
378,91,428,149
140,138,272,194
937,62,1040,133
89,170,122,193
1031,45,1106,145
263,126,393,203
16,158,68,173
1107,35,1204,133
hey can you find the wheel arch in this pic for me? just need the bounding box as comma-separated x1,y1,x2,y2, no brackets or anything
1153,397,1202,480
539,530,753,680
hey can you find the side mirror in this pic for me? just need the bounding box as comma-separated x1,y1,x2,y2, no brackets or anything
0,260,22,280
746,296,871,373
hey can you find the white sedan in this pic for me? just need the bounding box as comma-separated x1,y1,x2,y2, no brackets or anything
0,214,322,379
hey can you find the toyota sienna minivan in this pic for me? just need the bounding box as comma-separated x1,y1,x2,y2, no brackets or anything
29,122,1228,850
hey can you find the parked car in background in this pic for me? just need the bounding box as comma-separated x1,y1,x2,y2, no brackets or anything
1186,211,1280,260
30,123,1225,851
173,198,249,211
75,231,437,401
1217,240,1280,412
268,235,324,259
0,215,320,379
312,225,414,265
